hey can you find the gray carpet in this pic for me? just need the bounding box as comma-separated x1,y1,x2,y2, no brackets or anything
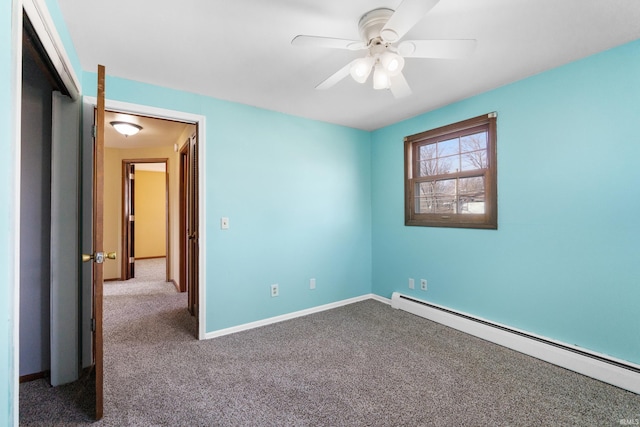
20,259,640,426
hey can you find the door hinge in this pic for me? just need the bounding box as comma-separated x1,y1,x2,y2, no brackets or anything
92,125,97,138
91,318,96,332
129,215,135,221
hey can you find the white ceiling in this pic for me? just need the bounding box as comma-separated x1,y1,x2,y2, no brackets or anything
58,0,640,131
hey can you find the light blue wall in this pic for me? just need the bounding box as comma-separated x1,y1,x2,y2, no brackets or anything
0,1,15,423
82,73,373,332
371,39,640,365
206,105,372,330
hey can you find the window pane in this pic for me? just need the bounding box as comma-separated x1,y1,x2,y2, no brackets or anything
415,180,456,214
433,179,457,214
438,138,459,157
461,150,487,171
437,154,459,174
418,144,437,177
418,159,438,177
458,176,485,214
419,144,436,161
415,182,435,213
460,132,487,153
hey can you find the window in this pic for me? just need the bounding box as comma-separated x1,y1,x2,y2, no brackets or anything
405,113,497,229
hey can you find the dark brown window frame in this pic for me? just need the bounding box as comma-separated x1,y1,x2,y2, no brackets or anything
404,113,497,229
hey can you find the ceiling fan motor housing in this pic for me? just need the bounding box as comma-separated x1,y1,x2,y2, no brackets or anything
358,8,394,46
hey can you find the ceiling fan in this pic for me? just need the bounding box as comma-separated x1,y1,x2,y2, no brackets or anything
291,0,477,98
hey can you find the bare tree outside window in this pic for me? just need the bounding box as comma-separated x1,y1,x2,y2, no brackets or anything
405,114,497,229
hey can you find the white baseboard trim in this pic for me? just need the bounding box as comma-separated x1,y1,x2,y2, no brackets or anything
370,294,391,305
204,294,375,340
391,292,640,395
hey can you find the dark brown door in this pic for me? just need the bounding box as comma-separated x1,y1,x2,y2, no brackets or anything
179,145,188,293
92,64,106,420
86,66,122,420
181,133,199,328
188,134,199,319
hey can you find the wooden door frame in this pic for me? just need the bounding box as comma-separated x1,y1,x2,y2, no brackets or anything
121,158,170,282
84,97,207,341
179,134,199,318
179,145,188,293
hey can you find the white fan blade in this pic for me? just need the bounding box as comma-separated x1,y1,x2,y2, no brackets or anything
316,59,358,90
292,35,366,51
398,39,477,59
390,72,412,98
380,0,440,43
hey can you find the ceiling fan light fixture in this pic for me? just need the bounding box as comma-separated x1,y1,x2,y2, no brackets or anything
373,64,391,90
294,2,477,98
110,121,142,137
350,56,374,83
380,51,405,76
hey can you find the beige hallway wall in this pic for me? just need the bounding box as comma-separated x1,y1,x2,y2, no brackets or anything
134,170,166,259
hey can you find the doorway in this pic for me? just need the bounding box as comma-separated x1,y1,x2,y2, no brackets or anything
96,108,203,339
102,111,196,291
121,160,169,283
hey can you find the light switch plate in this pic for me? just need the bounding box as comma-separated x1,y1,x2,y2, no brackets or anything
221,217,229,230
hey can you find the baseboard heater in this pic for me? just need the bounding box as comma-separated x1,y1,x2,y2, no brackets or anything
391,292,640,395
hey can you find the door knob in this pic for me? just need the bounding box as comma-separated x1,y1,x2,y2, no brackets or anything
82,251,117,263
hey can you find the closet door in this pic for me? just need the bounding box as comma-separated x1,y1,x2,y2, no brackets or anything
50,90,81,386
